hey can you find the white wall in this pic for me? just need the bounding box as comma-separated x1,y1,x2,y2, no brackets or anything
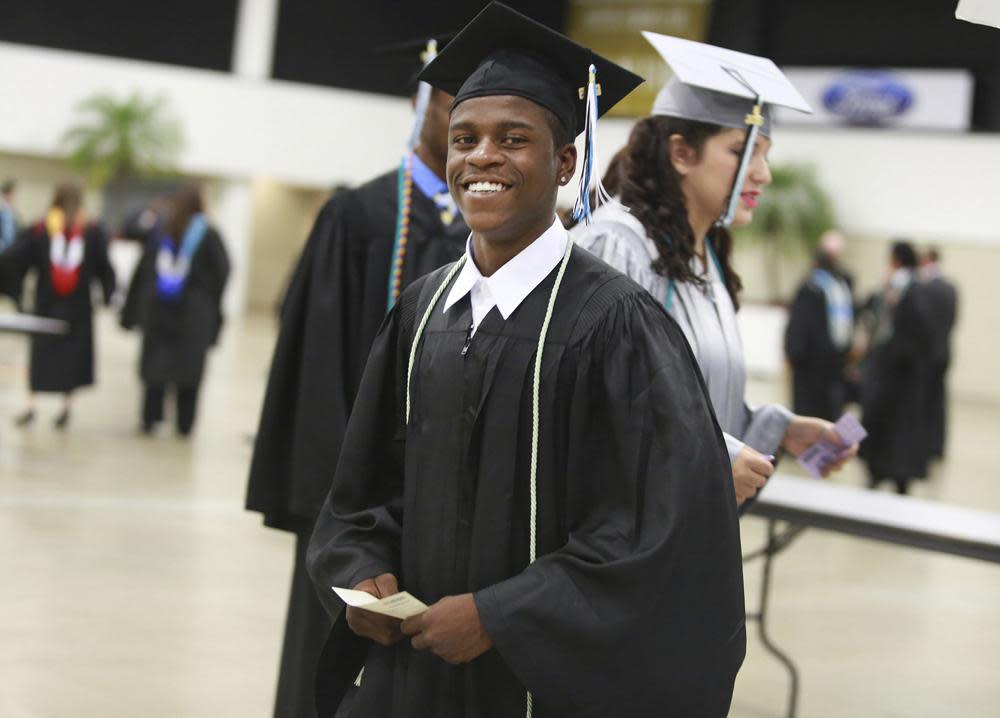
0,42,413,188
5,39,998,242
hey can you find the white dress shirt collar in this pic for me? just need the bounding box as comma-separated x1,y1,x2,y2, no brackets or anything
443,216,568,332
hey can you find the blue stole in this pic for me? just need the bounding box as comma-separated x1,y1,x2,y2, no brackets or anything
155,214,208,301
811,268,854,350
410,152,457,226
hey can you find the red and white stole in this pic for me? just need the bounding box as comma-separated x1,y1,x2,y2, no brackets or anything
47,208,86,296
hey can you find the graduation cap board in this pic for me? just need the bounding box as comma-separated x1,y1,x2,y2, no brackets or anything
642,32,812,227
956,0,1000,28
419,1,644,223
376,34,458,149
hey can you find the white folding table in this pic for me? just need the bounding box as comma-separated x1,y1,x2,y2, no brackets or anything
744,475,1000,717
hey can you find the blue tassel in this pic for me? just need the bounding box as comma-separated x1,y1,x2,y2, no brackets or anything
572,64,618,226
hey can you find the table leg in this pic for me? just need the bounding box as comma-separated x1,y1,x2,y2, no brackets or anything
750,518,801,718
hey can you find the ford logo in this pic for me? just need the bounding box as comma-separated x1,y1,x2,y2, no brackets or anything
821,71,914,126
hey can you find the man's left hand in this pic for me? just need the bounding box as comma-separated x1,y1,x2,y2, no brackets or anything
400,593,493,665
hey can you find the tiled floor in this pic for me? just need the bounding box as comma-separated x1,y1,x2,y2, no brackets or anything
2,310,998,717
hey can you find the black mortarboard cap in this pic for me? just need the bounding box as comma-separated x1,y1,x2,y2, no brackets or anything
376,33,458,94
417,2,643,136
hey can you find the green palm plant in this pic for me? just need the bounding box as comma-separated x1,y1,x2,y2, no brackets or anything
733,163,836,302
60,92,183,187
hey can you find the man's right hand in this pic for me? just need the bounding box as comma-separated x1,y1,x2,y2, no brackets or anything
345,573,404,646
732,446,774,506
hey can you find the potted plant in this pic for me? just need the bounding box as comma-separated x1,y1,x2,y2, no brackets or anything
733,163,836,303
60,91,184,232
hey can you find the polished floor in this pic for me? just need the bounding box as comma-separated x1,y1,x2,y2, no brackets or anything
1,311,998,717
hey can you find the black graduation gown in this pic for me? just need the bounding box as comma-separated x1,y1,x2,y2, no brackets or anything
919,276,958,459
120,229,230,387
245,168,468,718
784,273,853,420
860,283,932,480
308,248,746,718
0,221,115,392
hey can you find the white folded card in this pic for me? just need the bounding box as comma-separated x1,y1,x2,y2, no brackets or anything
333,587,429,620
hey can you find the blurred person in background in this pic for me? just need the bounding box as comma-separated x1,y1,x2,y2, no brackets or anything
0,179,19,253
919,246,958,460
858,240,931,494
784,229,855,420
245,38,469,718
0,180,21,303
0,182,116,428
120,184,230,437
574,39,858,510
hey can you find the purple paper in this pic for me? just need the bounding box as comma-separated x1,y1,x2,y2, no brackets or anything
797,413,867,478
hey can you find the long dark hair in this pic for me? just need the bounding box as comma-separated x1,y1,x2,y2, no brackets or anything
165,184,205,242
618,116,744,310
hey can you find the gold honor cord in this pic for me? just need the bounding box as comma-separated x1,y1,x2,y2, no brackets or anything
404,238,575,718
525,237,573,718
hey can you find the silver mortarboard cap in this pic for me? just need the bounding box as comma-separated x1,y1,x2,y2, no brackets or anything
652,77,773,136
641,32,811,227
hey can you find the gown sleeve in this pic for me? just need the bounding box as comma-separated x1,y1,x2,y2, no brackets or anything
87,225,117,305
0,228,35,306
305,285,415,618
120,238,155,331
202,230,231,344
738,402,793,458
784,283,821,366
245,195,369,530
474,290,746,717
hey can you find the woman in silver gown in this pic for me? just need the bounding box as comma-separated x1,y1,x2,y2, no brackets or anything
574,40,857,507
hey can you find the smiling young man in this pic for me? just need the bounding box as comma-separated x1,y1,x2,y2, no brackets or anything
307,4,747,717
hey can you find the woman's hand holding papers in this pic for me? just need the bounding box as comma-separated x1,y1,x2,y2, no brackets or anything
782,415,860,477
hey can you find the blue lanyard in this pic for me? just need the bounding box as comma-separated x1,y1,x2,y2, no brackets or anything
664,238,725,311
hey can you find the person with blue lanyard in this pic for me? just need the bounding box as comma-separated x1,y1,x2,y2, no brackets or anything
785,229,856,420
574,34,859,508
245,34,470,718
120,184,230,438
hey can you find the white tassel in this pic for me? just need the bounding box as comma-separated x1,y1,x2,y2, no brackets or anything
406,39,439,151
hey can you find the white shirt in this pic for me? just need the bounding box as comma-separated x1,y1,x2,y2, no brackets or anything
443,216,568,335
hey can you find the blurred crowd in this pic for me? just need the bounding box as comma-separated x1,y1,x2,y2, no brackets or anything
785,233,959,494
0,179,229,437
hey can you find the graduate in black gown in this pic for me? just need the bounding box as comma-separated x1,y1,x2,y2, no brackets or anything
307,5,746,716
120,184,230,436
860,241,932,494
1,182,115,428
245,38,470,718
784,230,855,420
919,247,958,460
